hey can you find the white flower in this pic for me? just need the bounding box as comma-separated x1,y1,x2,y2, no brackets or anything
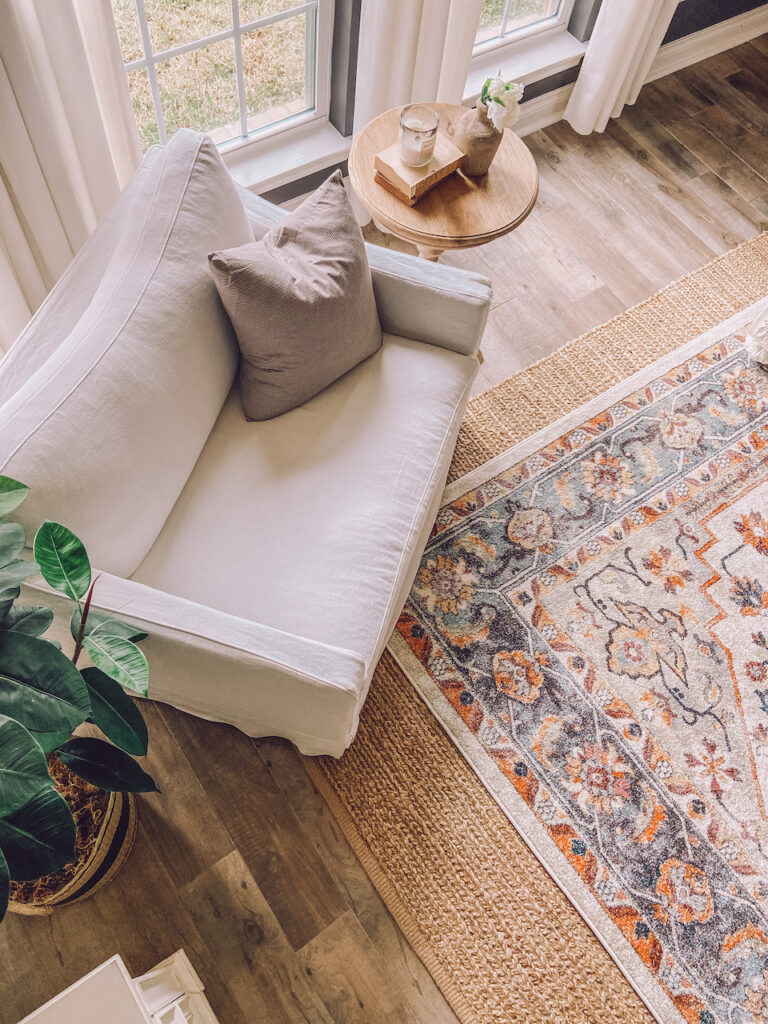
484,79,524,133
486,99,503,133
487,75,507,100
502,97,521,129
506,82,524,106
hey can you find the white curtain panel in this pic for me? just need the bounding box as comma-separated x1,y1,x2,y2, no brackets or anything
0,0,140,353
353,0,483,135
565,0,678,135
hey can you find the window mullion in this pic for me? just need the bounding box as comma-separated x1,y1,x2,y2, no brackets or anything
305,4,317,111
500,0,514,39
128,27,237,67
134,0,167,143
231,1,248,138
239,1,317,35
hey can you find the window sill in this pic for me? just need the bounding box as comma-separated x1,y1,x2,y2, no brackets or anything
222,119,351,194
464,29,586,103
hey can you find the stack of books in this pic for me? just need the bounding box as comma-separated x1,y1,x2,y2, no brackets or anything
373,135,465,206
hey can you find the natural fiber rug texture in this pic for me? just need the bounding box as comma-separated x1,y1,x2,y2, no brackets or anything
305,233,768,1024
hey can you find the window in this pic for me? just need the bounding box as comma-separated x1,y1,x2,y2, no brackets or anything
111,0,333,152
465,0,584,105
474,0,575,52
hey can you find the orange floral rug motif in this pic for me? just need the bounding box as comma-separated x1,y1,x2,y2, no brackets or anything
391,305,768,1024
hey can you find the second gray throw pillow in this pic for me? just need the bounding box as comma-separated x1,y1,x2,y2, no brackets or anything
208,170,382,421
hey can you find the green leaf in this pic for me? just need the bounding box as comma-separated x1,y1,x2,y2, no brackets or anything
0,477,28,519
0,522,25,567
2,605,53,637
0,715,51,817
0,559,39,589
0,588,20,621
0,785,75,880
57,737,157,793
81,667,148,756
0,632,91,751
491,95,504,105
71,608,147,645
33,522,91,602
83,635,149,698
0,847,8,923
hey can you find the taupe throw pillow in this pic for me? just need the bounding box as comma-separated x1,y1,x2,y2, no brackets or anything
208,170,382,421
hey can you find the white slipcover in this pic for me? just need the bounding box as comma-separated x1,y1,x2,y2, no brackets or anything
134,336,475,671
0,130,251,575
4,135,492,757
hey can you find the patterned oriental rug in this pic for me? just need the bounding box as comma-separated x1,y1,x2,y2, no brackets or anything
305,234,768,1024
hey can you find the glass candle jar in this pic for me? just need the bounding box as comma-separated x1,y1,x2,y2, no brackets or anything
398,104,439,168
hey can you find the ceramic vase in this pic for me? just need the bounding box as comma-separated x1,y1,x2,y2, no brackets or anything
455,101,502,176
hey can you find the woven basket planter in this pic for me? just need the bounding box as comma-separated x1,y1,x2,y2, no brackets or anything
8,788,137,916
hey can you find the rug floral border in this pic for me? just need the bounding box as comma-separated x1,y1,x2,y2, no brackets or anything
390,302,768,1024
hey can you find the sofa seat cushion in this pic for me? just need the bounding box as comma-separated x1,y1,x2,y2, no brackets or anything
132,335,476,666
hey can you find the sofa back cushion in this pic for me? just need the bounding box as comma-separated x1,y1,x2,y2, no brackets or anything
0,130,253,577
0,147,163,405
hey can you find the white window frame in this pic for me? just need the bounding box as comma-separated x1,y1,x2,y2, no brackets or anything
123,0,334,153
465,0,585,104
473,0,576,58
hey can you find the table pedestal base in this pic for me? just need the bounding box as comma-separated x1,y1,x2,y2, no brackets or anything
416,244,444,262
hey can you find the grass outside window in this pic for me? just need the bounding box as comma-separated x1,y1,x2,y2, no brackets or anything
112,0,311,150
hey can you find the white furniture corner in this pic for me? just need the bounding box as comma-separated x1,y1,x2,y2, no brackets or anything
19,950,218,1024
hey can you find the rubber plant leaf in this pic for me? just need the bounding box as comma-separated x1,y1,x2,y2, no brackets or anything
0,785,75,881
57,737,157,793
0,632,91,752
0,522,25,567
0,477,28,519
0,847,8,923
81,667,148,756
83,635,149,698
33,521,91,602
70,608,148,645
0,588,20,622
1,606,54,638
0,714,51,818
0,559,39,590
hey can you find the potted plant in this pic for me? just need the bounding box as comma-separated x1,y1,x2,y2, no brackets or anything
456,72,524,176
0,475,156,921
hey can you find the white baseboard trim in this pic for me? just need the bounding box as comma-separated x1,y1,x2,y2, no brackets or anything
647,4,768,82
516,84,574,138
514,4,768,138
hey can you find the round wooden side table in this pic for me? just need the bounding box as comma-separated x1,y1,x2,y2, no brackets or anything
348,102,539,261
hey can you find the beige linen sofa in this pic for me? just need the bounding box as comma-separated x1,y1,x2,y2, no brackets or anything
0,130,491,757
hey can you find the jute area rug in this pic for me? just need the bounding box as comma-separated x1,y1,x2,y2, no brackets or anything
305,233,768,1024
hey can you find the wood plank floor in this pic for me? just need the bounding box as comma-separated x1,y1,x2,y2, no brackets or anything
367,39,768,398
2,40,768,1024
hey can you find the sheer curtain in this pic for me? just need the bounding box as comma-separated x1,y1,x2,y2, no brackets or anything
0,0,140,353
565,0,678,135
353,0,483,134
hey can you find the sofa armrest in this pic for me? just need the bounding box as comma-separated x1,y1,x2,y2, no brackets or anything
23,572,367,756
365,247,492,358
237,185,493,358
238,186,288,234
